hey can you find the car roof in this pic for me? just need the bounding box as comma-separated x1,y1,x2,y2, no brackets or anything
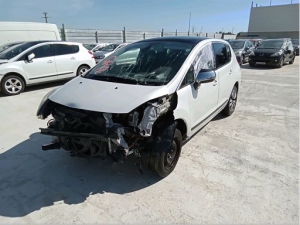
134,36,209,45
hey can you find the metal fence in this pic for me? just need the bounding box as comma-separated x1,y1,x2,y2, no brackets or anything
59,25,223,44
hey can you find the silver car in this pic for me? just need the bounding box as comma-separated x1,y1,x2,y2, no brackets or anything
94,43,130,63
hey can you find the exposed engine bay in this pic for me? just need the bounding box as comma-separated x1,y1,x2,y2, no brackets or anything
38,93,177,167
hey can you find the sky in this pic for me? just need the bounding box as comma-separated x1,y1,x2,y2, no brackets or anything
0,0,299,33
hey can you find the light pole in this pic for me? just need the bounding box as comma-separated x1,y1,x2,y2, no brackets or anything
188,12,191,35
42,12,48,23
232,27,234,34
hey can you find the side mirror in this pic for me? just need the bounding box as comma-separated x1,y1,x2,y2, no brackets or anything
193,70,216,90
245,47,249,51
27,53,35,62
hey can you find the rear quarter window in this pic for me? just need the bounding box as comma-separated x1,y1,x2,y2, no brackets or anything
54,44,79,56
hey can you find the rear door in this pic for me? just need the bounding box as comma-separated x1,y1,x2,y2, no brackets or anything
53,43,79,79
21,44,57,83
212,42,233,107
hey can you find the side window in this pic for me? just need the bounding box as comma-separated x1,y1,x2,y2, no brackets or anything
226,44,232,61
180,43,214,89
27,44,52,59
212,43,229,69
54,44,79,56
180,65,195,88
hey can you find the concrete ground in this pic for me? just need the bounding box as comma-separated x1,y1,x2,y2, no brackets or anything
0,58,298,224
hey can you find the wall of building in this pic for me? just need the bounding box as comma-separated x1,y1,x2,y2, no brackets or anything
248,3,299,33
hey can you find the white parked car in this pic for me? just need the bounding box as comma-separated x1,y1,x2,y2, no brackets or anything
0,41,96,95
93,42,130,63
37,37,241,178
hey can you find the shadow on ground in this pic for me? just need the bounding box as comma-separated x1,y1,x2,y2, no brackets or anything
240,64,280,70
0,132,160,217
0,80,69,97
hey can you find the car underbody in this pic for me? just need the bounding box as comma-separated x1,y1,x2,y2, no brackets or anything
38,93,178,173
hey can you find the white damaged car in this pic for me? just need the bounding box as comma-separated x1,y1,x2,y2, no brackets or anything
37,37,241,178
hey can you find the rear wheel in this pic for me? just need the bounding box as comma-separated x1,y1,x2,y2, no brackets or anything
148,121,182,178
1,75,25,96
222,85,238,116
77,65,90,76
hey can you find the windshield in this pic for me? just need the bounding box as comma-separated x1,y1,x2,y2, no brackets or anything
0,42,39,60
0,42,23,53
228,41,245,49
291,39,299,45
83,44,97,50
257,40,284,49
84,41,194,86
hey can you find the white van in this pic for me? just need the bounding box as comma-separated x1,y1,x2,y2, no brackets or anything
0,22,61,46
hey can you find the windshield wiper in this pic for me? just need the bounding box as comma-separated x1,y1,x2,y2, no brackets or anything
88,75,141,85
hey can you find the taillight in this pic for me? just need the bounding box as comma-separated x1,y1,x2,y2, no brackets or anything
88,51,94,58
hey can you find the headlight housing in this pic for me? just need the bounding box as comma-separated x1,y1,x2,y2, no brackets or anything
36,88,58,119
249,51,255,56
271,50,283,57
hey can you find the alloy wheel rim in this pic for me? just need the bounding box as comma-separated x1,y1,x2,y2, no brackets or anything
79,67,88,75
229,88,237,112
5,78,22,94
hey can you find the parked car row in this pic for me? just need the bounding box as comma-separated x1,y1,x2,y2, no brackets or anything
227,38,297,68
0,40,96,95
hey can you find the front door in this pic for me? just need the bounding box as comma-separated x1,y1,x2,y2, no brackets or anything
21,44,57,83
187,43,219,131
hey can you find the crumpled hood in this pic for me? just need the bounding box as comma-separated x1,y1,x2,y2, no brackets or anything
48,76,170,114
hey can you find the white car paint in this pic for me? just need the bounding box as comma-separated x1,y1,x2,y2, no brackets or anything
0,41,96,93
47,38,241,139
0,22,60,45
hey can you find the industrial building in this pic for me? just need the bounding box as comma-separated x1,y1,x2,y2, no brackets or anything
237,2,299,39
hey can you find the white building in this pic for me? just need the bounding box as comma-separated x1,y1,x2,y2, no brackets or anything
237,3,299,39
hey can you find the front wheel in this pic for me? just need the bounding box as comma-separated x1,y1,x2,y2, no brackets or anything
249,61,255,67
148,123,182,178
277,57,284,68
222,85,238,116
289,55,295,64
1,75,25,96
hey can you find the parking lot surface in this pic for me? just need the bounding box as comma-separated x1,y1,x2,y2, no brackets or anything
0,59,298,224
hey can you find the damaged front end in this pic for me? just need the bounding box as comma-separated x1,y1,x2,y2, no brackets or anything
37,91,177,164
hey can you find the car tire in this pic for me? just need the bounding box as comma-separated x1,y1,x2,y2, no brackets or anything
241,54,245,64
1,75,25,96
148,121,182,178
76,65,90,76
222,85,238,116
277,57,284,68
289,55,295,64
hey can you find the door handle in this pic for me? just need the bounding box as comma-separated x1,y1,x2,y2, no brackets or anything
213,80,218,86
229,70,232,75
71,57,76,60
47,60,53,63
